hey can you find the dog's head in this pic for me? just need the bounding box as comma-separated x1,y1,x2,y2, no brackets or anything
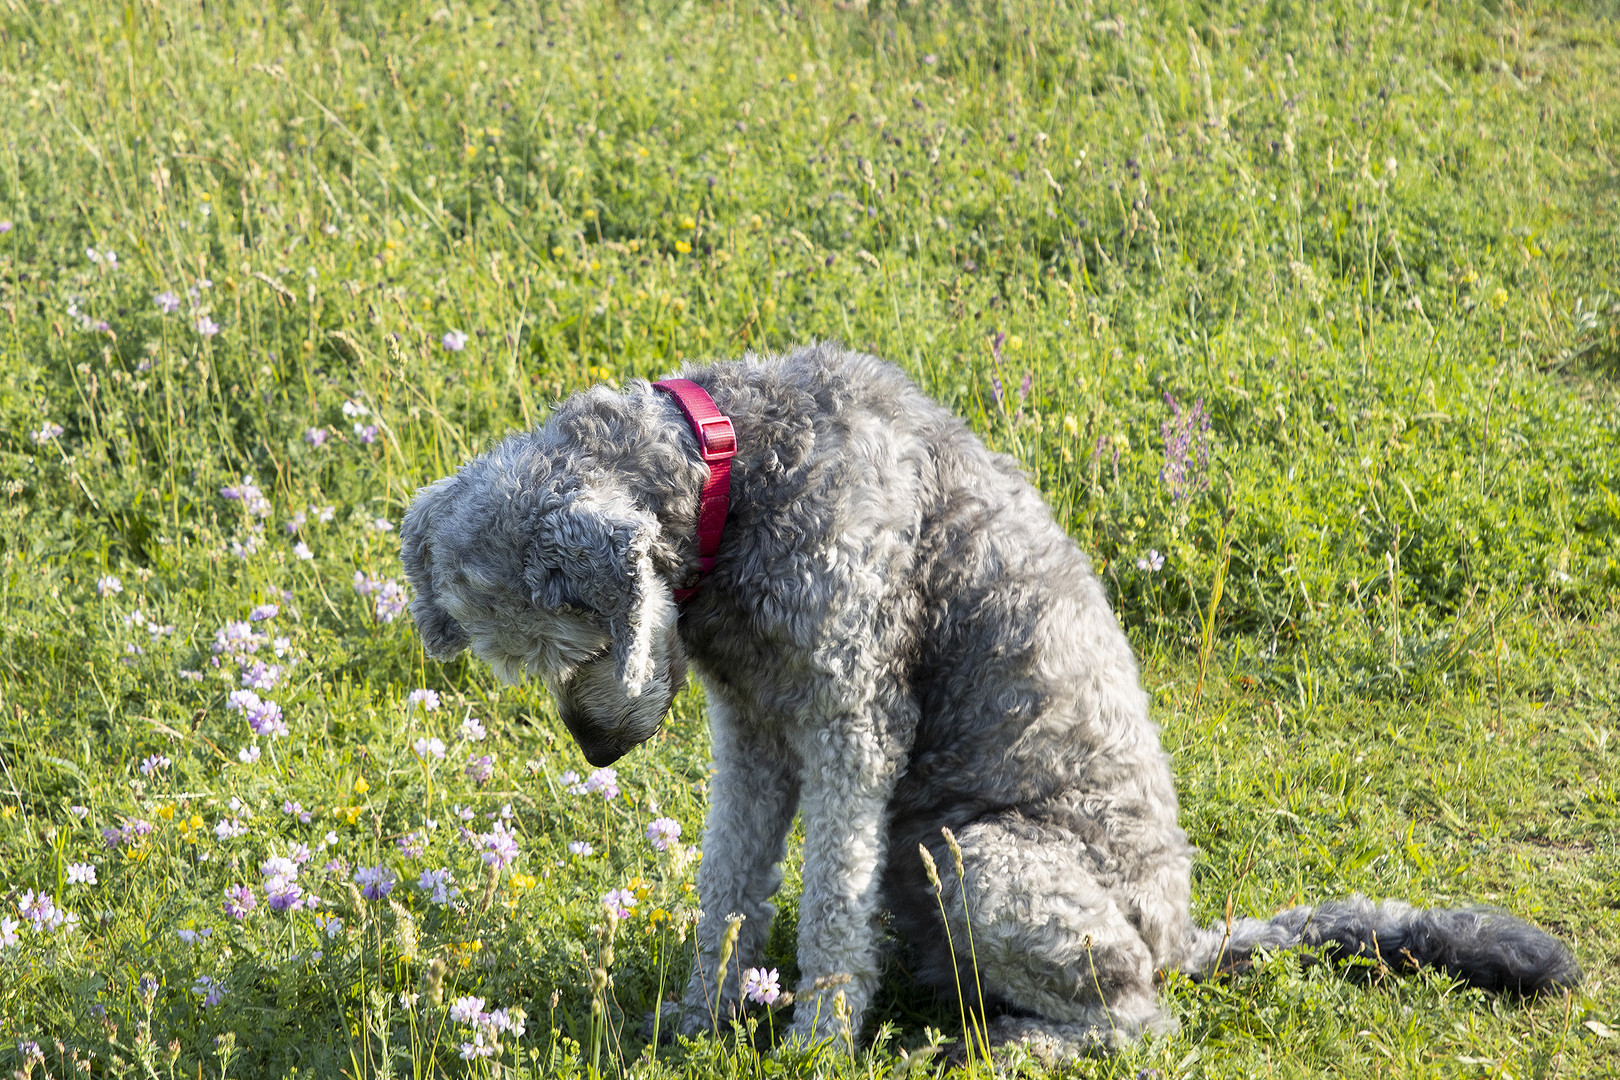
400,438,685,767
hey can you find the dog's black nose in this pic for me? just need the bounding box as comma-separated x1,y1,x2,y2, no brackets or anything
582,742,627,768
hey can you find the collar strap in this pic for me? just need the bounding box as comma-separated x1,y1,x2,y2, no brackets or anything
652,378,736,601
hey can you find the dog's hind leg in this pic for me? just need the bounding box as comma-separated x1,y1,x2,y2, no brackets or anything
901,811,1179,1059
675,694,801,1036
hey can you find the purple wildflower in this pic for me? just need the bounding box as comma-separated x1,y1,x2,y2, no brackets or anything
465,754,495,784
353,864,397,900
1159,393,1214,502
154,291,180,314
282,800,311,823
408,688,440,711
646,817,681,851
222,884,257,919
581,767,619,800
249,603,279,622
413,736,447,760
97,575,123,597
355,423,379,444
567,840,594,857
237,744,261,764
32,421,64,443
1135,550,1165,572
196,315,220,337
140,753,170,776
304,426,327,447
192,975,225,1008
458,716,486,741
442,330,469,352
479,822,520,869
417,868,458,905
261,856,304,912
241,659,284,691
374,580,408,621
602,888,637,920
65,863,97,886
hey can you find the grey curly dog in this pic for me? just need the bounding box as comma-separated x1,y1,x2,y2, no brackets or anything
400,344,1577,1059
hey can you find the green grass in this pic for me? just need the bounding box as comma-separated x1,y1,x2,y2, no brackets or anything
0,0,1617,1076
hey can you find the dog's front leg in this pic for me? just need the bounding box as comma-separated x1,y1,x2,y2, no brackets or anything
674,694,801,1037
785,716,902,1046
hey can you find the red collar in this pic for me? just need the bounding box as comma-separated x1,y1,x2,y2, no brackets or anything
653,378,736,601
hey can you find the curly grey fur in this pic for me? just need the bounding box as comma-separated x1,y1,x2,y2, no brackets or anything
400,344,1578,1056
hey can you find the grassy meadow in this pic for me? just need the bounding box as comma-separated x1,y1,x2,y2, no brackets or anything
1,0,1618,1075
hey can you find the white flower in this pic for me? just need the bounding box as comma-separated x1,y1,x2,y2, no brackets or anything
97,575,123,597
449,996,486,1024
65,863,97,886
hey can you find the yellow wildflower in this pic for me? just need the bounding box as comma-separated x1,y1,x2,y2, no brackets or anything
674,240,692,255
353,777,370,795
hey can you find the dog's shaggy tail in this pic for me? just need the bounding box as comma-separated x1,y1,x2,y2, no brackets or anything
1181,894,1579,995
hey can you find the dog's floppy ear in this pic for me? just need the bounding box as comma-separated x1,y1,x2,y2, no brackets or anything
401,476,472,661
525,494,672,698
